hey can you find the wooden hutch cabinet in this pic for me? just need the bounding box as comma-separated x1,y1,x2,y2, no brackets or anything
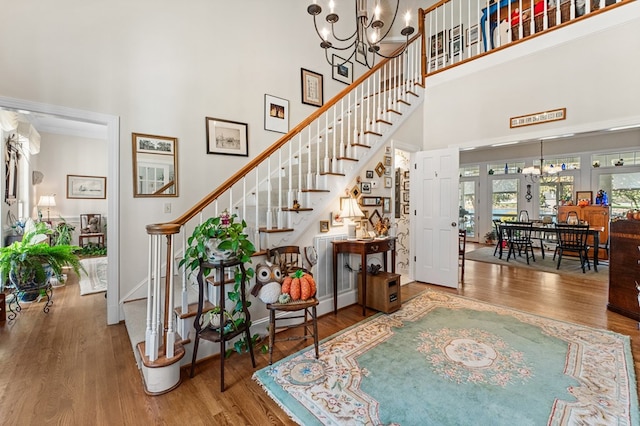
607,220,640,321
557,205,610,259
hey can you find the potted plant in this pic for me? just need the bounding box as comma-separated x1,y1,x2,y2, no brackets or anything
0,221,84,301
54,217,75,246
484,229,497,244
180,210,258,356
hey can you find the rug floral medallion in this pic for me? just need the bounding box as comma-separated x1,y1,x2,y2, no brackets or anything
253,290,638,426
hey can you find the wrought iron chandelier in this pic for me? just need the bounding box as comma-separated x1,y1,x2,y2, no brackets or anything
307,0,415,68
523,140,559,183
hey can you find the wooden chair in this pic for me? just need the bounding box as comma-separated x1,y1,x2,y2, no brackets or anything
492,219,506,258
555,224,591,273
265,246,319,365
458,229,467,281
504,222,536,265
79,214,105,248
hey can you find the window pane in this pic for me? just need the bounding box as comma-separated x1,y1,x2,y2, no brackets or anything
492,178,519,221
598,171,640,217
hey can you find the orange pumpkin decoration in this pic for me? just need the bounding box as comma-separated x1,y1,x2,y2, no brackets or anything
281,270,316,301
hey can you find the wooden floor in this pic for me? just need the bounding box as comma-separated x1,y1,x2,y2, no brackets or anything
1,244,638,425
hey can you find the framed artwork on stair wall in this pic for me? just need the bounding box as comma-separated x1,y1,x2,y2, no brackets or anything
332,54,353,85
264,94,289,134
205,117,248,157
301,68,324,107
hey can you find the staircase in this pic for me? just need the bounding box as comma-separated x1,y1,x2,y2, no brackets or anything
133,36,424,394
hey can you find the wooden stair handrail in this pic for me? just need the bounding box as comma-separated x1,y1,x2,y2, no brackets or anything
146,35,422,234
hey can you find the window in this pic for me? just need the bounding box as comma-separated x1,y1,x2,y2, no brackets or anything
597,171,640,217
491,178,519,221
488,162,525,175
592,150,640,167
539,175,574,220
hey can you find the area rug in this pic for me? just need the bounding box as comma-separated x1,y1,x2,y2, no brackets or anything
253,290,638,425
465,246,608,281
79,257,108,295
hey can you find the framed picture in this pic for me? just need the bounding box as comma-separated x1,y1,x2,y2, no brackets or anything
430,31,446,58
264,94,289,133
382,197,391,213
384,156,392,167
403,192,410,202
403,204,410,215
429,56,447,70
384,167,391,176
466,24,481,47
361,209,369,219
403,180,410,191
332,54,353,85
134,134,175,155
67,175,106,199
366,170,374,179
404,170,410,179
360,196,381,206
368,209,382,228
384,177,392,188
206,117,248,157
375,162,386,177
385,146,392,154
350,185,361,198
450,24,463,40
450,35,463,57
361,182,371,194
301,68,324,107
331,211,344,227
319,220,330,233
576,191,593,204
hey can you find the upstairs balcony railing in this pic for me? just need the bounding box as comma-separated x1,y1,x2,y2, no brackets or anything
419,0,629,74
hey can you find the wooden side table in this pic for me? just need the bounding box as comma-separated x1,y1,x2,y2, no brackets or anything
332,237,396,315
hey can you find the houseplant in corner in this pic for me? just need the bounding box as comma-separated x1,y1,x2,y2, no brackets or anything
180,210,258,356
0,221,84,309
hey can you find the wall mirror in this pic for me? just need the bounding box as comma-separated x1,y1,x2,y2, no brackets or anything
132,132,178,197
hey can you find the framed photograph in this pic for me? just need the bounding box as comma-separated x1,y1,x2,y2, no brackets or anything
384,177,392,188
404,170,410,179
368,209,382,228
264,94,289,133
360,182,371,194
319,220,330,233
450,36,463,57
350,184,361,198
429,55,447,70
375,162,386,177
361,209,369,219
466,24,481,47
403,180,410,191
382,197,391,214
450,24,463,39
385,146,392,154
206,117,248,157
134,134,175,155
366,170,374,179
301,68,324,107
384,167,391,176
360,196,381,206
331,211,344,227
67,175,106,199
332,54,353,85
403,192,410,202
576,191,593,204
430,31,446,58
403,204,410,215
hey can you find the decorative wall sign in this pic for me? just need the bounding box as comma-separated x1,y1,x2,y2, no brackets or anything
510,108,566,128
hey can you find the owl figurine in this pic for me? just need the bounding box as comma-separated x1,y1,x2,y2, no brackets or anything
250,261,283,304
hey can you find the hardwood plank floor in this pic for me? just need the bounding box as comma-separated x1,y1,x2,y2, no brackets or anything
1,245,638,425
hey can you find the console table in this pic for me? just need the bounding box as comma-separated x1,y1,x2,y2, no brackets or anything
332,237,396,315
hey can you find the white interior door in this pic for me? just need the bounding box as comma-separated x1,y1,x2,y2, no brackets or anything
412,148,459,288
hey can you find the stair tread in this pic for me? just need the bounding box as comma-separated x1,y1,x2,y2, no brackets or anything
364,130,382,136
320,172,346,176
387,108,402,115
259,227,294,233
351,143,371,148
175,300,216,319
301,189,330,193
337,156,358,161
282,207,313,212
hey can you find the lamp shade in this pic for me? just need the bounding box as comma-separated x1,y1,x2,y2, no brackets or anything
38,195,56,208
339,197,364,219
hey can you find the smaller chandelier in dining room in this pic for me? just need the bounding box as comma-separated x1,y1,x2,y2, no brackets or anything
522,140,559,183
307,0,415,68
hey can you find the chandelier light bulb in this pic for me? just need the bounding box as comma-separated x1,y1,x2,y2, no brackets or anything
329,0,335,13
405,11,411,27
321,28,329,41
374,4,381,20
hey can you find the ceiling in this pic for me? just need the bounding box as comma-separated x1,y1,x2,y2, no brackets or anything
2,108,107,140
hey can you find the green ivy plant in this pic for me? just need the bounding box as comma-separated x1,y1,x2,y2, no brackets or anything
180,210,258,356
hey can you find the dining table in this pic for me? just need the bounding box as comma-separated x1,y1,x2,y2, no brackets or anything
496,222,604,272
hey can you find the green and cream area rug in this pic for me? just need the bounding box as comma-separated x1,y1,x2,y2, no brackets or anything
253,291,638,425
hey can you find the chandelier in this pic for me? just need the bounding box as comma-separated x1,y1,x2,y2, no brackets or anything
522,140,559,183
307,0,415,68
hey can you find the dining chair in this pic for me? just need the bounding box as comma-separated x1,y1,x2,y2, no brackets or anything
458,229,467,281
554,224,591,273
504,222,536,264
492,219,506,258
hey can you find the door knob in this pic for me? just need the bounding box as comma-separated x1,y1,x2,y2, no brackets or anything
451,222,457,227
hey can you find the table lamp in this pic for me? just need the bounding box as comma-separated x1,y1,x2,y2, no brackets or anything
339,197,364,240
37,194,56,222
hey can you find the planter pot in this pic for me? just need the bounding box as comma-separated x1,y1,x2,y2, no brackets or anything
205,239,235,262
